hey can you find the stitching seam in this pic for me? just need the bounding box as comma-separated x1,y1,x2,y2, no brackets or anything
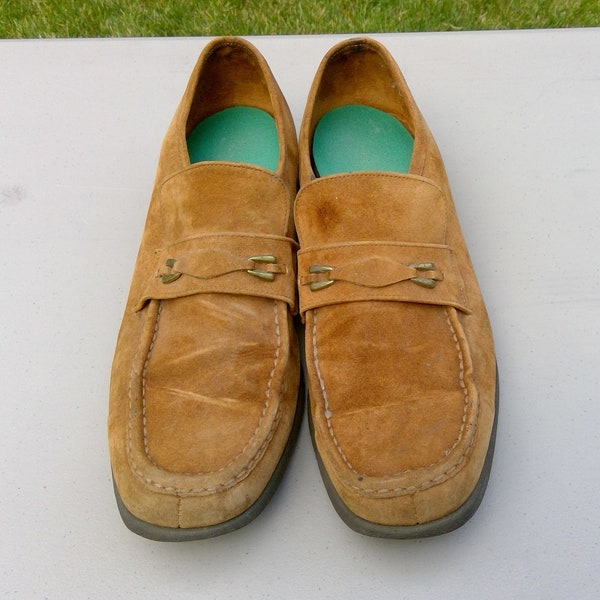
127,300,282,494
314,306,478,494
141,302,163,468
312,309,353,472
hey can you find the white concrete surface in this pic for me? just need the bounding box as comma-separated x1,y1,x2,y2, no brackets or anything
1,29,599,599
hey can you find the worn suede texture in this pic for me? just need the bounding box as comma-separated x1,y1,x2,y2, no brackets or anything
108,37,300,531
296,38,497,527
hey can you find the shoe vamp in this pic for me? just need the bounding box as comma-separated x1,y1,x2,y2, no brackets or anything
143,293,281,474
312,301,468,478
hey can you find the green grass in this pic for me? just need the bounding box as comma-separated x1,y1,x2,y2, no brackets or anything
1,0,598,38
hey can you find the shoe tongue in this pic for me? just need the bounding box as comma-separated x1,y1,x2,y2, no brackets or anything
295,173,448,246
159,163,291,240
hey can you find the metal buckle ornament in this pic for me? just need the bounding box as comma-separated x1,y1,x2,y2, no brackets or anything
247,255,277,281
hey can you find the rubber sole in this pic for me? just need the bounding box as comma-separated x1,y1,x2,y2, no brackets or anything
113,371,305,541
300,320,499,539
312,104,414,176
187,106,279,171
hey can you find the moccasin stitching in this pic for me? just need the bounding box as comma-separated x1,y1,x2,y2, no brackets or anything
314,303,480,495
126,299,284,494
125,299,163,476
176,495,183,528
142,299,280,475
347,308,480,495
141,301,164,468
126,407,281,496
311,309,355,474
199,299,283,476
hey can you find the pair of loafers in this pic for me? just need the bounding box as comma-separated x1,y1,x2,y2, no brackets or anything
108,36,498,541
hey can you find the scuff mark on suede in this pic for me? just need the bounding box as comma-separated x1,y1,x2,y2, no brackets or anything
126,299,284,495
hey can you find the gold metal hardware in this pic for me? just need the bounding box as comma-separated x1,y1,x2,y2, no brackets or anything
307,262,440,291
409,262,438,288
248,255,277,263
161,273,182,284
161,258,182,284
247,270,276,281
410,277,436,288
309,264,334,291
247,255,277,281
310,279,335,291
309,265,333,274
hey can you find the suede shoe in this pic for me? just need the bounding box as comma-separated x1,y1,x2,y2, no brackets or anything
296,38,498,538
108,37,301,540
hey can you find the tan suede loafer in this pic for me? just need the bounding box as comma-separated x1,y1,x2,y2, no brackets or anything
296,38,498,538
108,37,301,540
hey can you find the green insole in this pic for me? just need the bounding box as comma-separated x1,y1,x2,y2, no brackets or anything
312,104,414,176
187,106,279,171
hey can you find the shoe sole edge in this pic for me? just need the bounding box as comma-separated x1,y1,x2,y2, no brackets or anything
306,353,500,539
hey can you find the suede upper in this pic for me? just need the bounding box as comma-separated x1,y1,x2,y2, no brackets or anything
108,35,497,538
108,37,300,533
296,38,497,529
